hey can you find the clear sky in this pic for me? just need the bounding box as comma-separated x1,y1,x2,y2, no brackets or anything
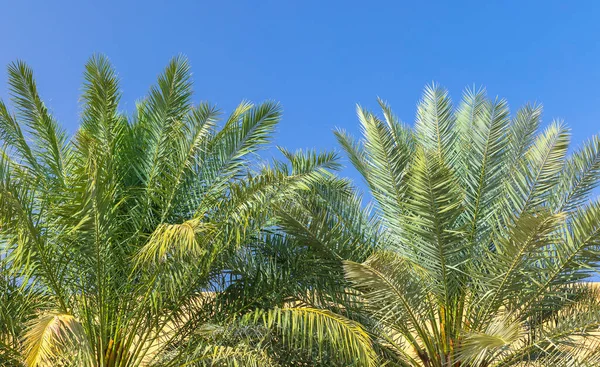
1,0,600,183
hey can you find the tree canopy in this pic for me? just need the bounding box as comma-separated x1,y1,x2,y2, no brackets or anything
1,56,599,366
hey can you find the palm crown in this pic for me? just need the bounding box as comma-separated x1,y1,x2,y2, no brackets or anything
0,55,344,366
331,86,600,366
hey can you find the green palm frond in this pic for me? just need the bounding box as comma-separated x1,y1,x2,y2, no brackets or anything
354,103,413,222
0,99,39,171
460,97,510,244
415,83,455,160
7,61,69,183
80,54,123,149
506,103,543,168
251,307,378,367
401,148,464,301
502,120,570,222
553,135,600,212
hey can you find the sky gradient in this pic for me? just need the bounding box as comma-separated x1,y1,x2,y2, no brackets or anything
1,0,600,183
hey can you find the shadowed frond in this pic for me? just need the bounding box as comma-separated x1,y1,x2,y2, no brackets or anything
253,307,378,367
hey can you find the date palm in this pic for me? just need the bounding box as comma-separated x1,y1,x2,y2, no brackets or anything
300,85,600,366
0,55,341,366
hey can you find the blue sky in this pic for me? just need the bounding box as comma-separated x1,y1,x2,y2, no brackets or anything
1,0,600,183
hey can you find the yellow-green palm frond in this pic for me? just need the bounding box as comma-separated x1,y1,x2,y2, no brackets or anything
459,314,524,365
136,218,217,264
22,312,91,367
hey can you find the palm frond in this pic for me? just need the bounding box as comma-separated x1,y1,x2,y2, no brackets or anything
22,312,91,367
459,314,524,365
136,219,217,264
253,307,378,367
553,135,600,213
415,83,455,160
7,61,69,183
461,97,510,244
502,121,570,221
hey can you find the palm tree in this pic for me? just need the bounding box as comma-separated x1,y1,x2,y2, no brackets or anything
293,85,600,366
0,55,342,366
